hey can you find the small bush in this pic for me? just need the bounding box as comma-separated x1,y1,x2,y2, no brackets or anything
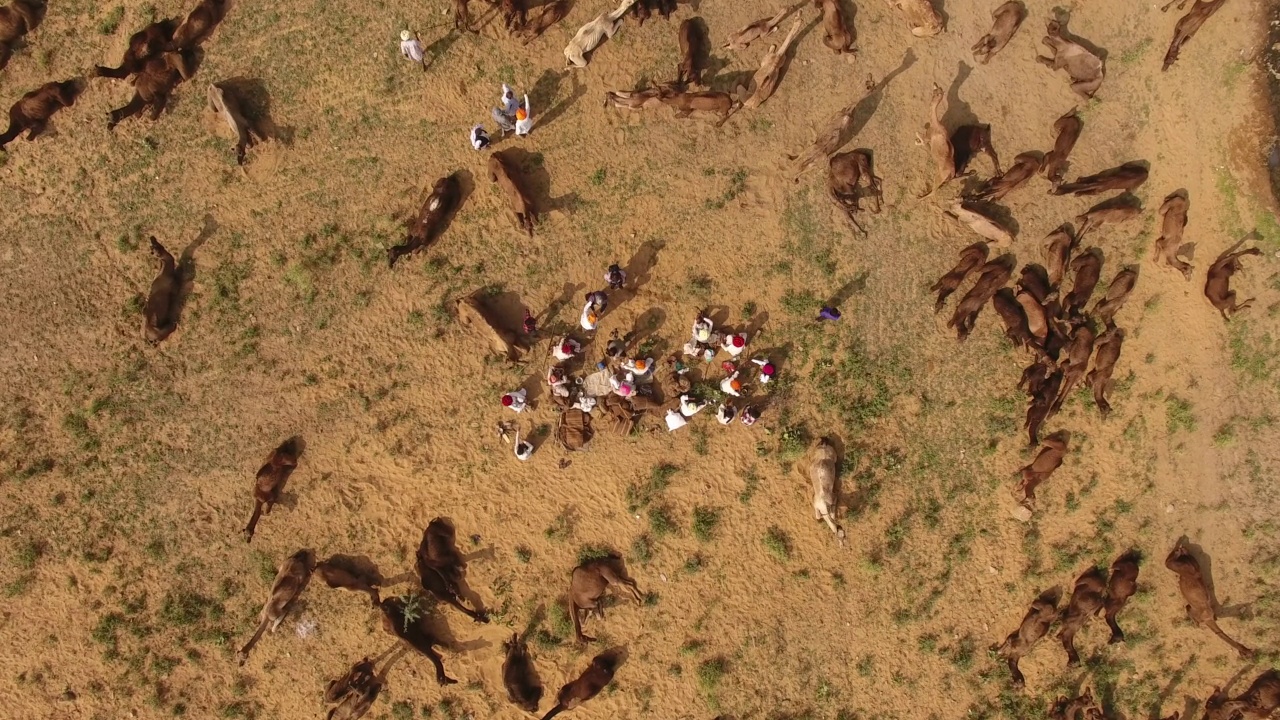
691,507,721,542
647,507,676,537
514,546,532,564
763,526,791,560
576,545,614,565
697,657,727,693
98,6,124,34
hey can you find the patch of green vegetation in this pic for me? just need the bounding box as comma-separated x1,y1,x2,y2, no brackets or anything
1165,395,1196,434
1118,37,1152,65
917,633,938,654
741,301,757,321
763,526,791,561
15,539,41,570
589,168,607,186
514,545,532,563
4,574,35,597
690,423,709,456
777,424,807,459
575,544,614,565
98,6,124,34
160,591,223,627
647,506,676,537
61,411,99,452
780,289,820,316
391,700,414,720
704,169,748,210
626,463,678,513
948,635,976,671
782,188,836,275
696,657,727,693
543,508,574,542
691,507,721,542
630,534,653,563
1213,421,1237,447
856,654,873,677
1229,322,1275,381
738,466,760,504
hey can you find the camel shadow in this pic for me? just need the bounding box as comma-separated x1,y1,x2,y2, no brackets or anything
215,76,294,144
494,147,580,218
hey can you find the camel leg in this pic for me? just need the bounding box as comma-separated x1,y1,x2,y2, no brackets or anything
94,64,131,79
243,501,264,541
0,121,23,148
1206,621,1254,659
108,95,148,130
443,594,487,623
424,644,457,685
237,615,273,664
148,93,170,121
571,603,594,642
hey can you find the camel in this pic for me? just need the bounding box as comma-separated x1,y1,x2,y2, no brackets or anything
722,4,797,51
972,1,1024,64
1092,267,1137,327
789,74,879,178
0,0,42,70
170,0,228,51
1025,366,1063,445
489,152,538,237
415,518,488,623
0,79,80,149
564,0,637,68
1103,551,1140,644
1058,566,1106,666
106,50,196,130
804,438,845,542
814,0,854,53
243,439,299,542
657,87,738,127
604,87,664,111
947,202,1015,246
1055,162,1148,196
1165,540,1254,658
541,651,620,720
1063,248,1102,316
143,236,181,343
324,655,385,720
1203,669,1280,720
1154,191,1194,279
1076,197,1143,242
93,18,178,78
1017,264,1053,305
208,83,262,165
948,256,1014,341
237,549,314,664
1050,689,1102,720
992,587,1059,688
1163,0,1228,71
675,18,705,87
1086,327,1124,417
1043,225,1077,289
885,0,942,37
379,596,457,685
519,0,570,44
1036,20,1104,99
743,16,803,109
993,288,1036,352
1017,290,1050,342
1041,108,1082,189
315,557,382,607
952,124,1001,177
630,0,674,24
930,241,989,312
569,557,643,642
827,149,882,233
969,152,1042,202
1204,240,1262,319
1014,430,1068,508
499,0,528,33
917,83,956,197
452,0,478,33
388,173,461,266
1051,324,1096,413
502,633,542,712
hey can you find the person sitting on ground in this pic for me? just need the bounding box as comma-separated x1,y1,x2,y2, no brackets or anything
665,408,688,431
720,371,742,397
470,124,491,151
621,356,654,379
522,309,537,337
680,394,708,417
605,263,626,290
573,394,597,413
501,388,528,413
514,428,534,461
492,107,515,135
604,330,628,360
400,30,426,70
664,355,692,394
547,366,570,398
515,96,533,137
553,337,581,361
741,405,760,426
716,401,737,425
691,314,714,344
579,301,599,331
751,357,776,384
722,332,747,358
610,372,636,398
585,290,608,314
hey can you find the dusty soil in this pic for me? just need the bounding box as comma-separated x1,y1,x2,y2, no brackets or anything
2,1,1280,719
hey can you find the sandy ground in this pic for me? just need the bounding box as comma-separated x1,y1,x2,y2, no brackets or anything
2,0,1280,719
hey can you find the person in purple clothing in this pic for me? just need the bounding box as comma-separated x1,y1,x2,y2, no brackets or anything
818,305,841,321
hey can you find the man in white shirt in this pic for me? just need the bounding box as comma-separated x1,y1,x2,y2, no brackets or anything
400,31,426,70
720,372,742,397
722,333,747,358
470,125,491,151
552,337,581,361
680,394,708,417
515,95,533,137
501,84,520,115
579,302,598,331
513,428,534,461
501,388,528,412
716,402,737,425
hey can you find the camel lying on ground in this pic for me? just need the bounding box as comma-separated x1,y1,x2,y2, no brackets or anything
569,557,642,642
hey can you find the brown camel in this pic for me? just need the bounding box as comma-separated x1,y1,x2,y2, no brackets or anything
789,74,878,178
243,438,300,542
1063,248,1102,316
1014,430,1068,508
324,655,385,720
603,87,664,111
992,587,1060,688
208,82,262,165
489,152,538,237
827,149,882,233
0,79,80,149
972,1,1024,64
1092,267,1137,327
1036,19,1104,99
541,651,621,720
952,124,1001,177
1025,367,1063,445
1042,108,1082,189
1050,689,1102,720
948,255,1014,341
1017,264,1053,305
569,557,643,642
519,0,570,44
1103,551,1140,644
1017,290,1050,341
1076,197,1143,242
676,18,705,86
970,151,1042,202
1154,191,1194,279
918,83,956,197
500,0,528,33
170,0,228,51
947,202,1016,246
388,173,461,266
415,518,488,623
993,288,1036,352
742,16,803,110
1051,324,1096,414
0,0,42,70
1203,669,1280,720
503,633,543,712
106,50,196,130
1165,540,1254,658
722,4,797,51
237,549,314,665
657,86,738,126
143,236,181,343
1085,327,1124,418
1056,162,1148,196
885,0,943,37
1043,225,1077,289
930,241,989,312
1163,0,1228,71
814,0,854,53
1204,240,1262,320
1058,566,1107,666
93,17,177,78
379,596,457,685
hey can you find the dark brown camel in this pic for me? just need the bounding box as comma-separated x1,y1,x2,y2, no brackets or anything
827,150,882,233
676,18,705,86
170,0,228,51
1054,162,1148,196
1051,324,1096,414
1058,566,1106,666
952,124,1001,177
143,236,181,343
1041,108,1082,190
1154,191,1194,279
0,79,80,149
1025,367,1063,445
243,439,299,542
948,255,1014,341
415,518,488,623
1165,540,1254,658
541,651,621,720
1204,240,1262,320
1092,267,1137,327
519,0,570,44
1014,430,1068,508
1162,0,1228,71
489,152,538,237
993,288,1036,352
237,549,314,665
1043,225,1077,289
315,557,382,607
970,151,1041,202
1086,327,1124,418
1063,248,1102,316
1103,551,1140,644
388,173,461,266
1203,669,1280,720
324,654,386,720
379,596,458,685
991,587,1060,688
106,50,196,130
502,633,543,712
0,0,43,70
930,241,989,312
93,18,178,78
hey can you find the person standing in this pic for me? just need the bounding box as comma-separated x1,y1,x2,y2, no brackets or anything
513,428,534,461
400,30,426,71
515,95,533,137
500,84,520,115
605,263,626,290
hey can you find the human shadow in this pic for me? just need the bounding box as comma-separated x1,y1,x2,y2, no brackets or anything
424,29,464,67
624,239,663,293
215,76,294,144
825,271,869,309
542,281,587,338
535,70,585,132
